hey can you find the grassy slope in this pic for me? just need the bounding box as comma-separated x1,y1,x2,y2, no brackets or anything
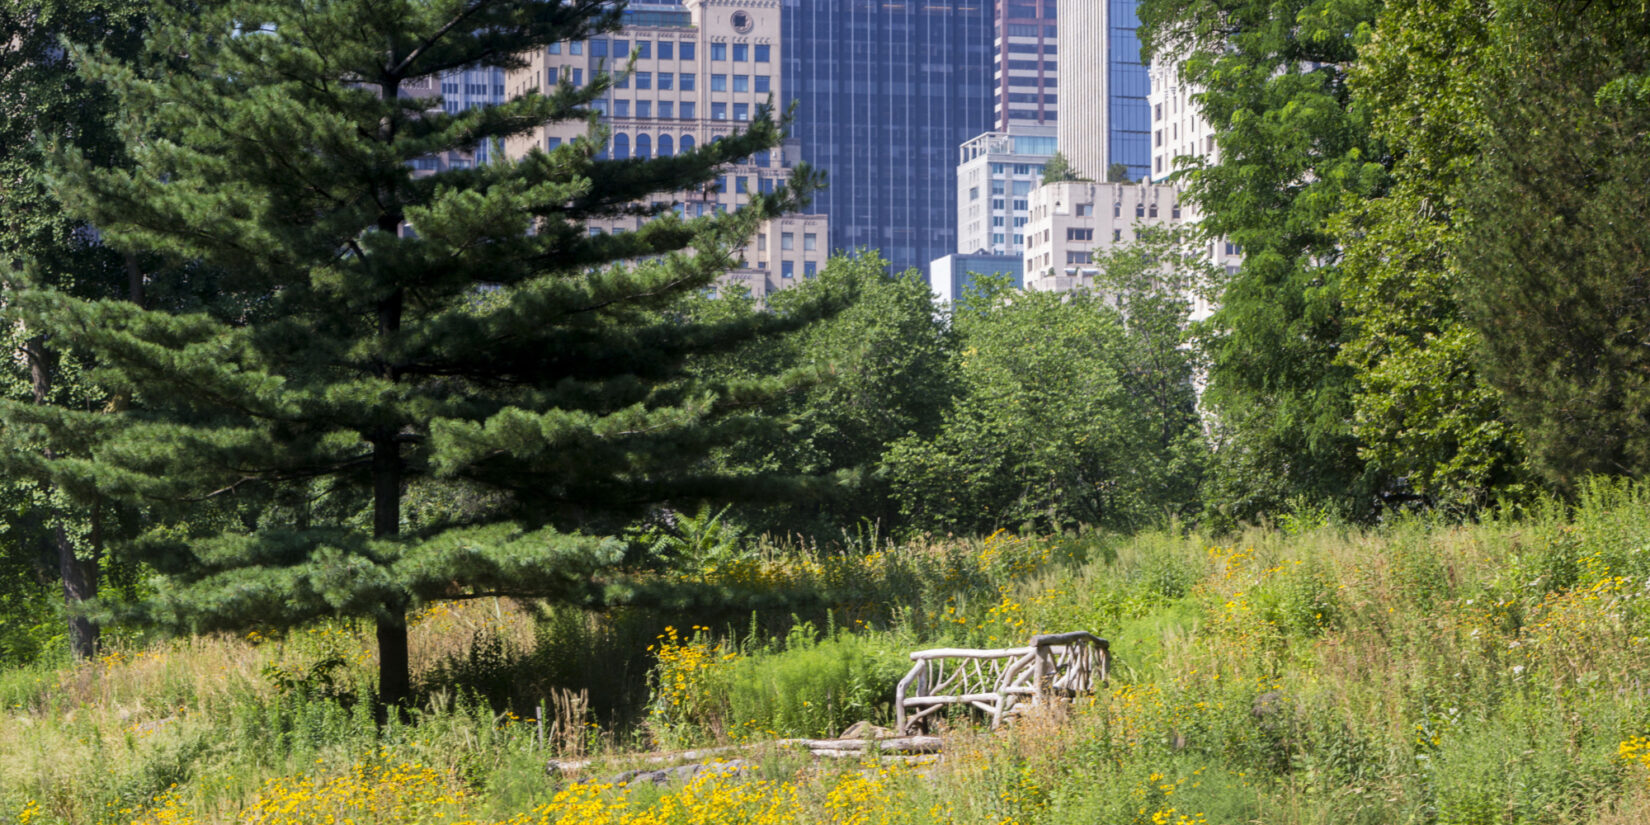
5,482,1650,824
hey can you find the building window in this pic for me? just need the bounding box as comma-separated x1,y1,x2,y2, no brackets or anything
614,72,629,89
637,100,651,118
636,134,651,159
1066,251,1092,264
1148,203,1158,218
804,261,817,277
1067,227,1093,241
711,42,726,60
1156,156,1164,173
754,75,770,93
712,102,726,120
659,134,673,156
1113,229,1123,241
803,233,817,251
547,136,562,150
572,69,584,85
659,72,673,90
733,74,749,92
733,102,749,121
658,41,673,60
782,260,795,278
615,39,629,56
1136,203,1146,218
733,43,748,61
781,232,794,250
1155,129,1162,147
1074,203,1093,217
992,216,1004,227
659,101,674,118
680,73,696,90
991,180,1005,194
636,72,651,89
711,74,727,91
736,176,748,193
758,234,767,251
548,42,561,54
1155,103,1162,121
1012,199,1027,211
591,39,608,57
680,134,695,152
680,101,695,118
613,133,629,159
1172,203,1181,219
614,99,630,117
969,186,979,201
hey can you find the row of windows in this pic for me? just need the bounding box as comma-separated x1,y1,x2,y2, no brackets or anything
613,72,773,93
602,100,696,119
554,39,774,63
757,232,819,252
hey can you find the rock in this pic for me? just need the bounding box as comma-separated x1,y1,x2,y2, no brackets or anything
836,720,894,741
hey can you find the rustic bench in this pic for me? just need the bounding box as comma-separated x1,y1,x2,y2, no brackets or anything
893,631,1110,735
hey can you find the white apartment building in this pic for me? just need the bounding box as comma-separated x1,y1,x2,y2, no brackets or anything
1148,57,1239,320
502,0,828,301
1147,59,1218,183
955,125,1058,256
1021,180,1184,293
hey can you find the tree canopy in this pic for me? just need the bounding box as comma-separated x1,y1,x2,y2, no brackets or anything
9,0,840,705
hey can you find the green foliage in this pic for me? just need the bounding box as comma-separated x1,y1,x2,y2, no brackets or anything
885,229,1206,536
1454,0,1650,488
1140,0,1392,525
1041,152,1083,185
1335,0,1528,511
8,0,841,704
723,627,909,739
684,255,958,538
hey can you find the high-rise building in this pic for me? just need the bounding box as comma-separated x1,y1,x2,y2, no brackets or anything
1020,180,1183,293
782,0,995,274
955,125,1057,256
1147,59,1218,183
502,0,828,300
994,0,1059,129
1055,0,1150,182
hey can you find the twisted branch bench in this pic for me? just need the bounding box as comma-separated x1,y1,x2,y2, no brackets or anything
893,631,1110,735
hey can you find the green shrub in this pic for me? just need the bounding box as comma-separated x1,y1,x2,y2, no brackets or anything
724,628,909,739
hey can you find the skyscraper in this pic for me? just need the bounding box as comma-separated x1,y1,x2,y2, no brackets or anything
782,0,995,274
1056,0,1150,181
994,0,1059,129
502,0,830,300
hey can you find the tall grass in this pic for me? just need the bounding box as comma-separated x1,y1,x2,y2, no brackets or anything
6,485,1650,824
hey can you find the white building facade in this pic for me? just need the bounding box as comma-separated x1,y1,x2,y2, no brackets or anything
502,0,828,301
955,125,1058,257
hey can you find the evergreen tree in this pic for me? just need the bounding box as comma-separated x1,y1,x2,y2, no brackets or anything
1455,0,1650,487
0,0,152,659
15,0,834,707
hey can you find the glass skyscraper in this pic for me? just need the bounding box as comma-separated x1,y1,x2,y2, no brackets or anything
782,0,995,274
1057,0,1150,182
1106,0,1150,179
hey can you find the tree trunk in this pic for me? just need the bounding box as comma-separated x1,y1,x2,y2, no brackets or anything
373,284,407,711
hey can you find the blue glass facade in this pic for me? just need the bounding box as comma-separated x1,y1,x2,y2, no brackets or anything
1108,0,1150,180
782,0,995,274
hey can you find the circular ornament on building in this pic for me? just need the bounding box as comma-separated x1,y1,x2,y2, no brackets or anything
731,10,754,33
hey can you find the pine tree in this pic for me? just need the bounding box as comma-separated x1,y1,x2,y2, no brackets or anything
16,0,834,707
0,0,152,659
1455,0,1650,486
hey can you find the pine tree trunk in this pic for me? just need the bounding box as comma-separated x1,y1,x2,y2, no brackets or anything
373,285,408,710
25,334,100,659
